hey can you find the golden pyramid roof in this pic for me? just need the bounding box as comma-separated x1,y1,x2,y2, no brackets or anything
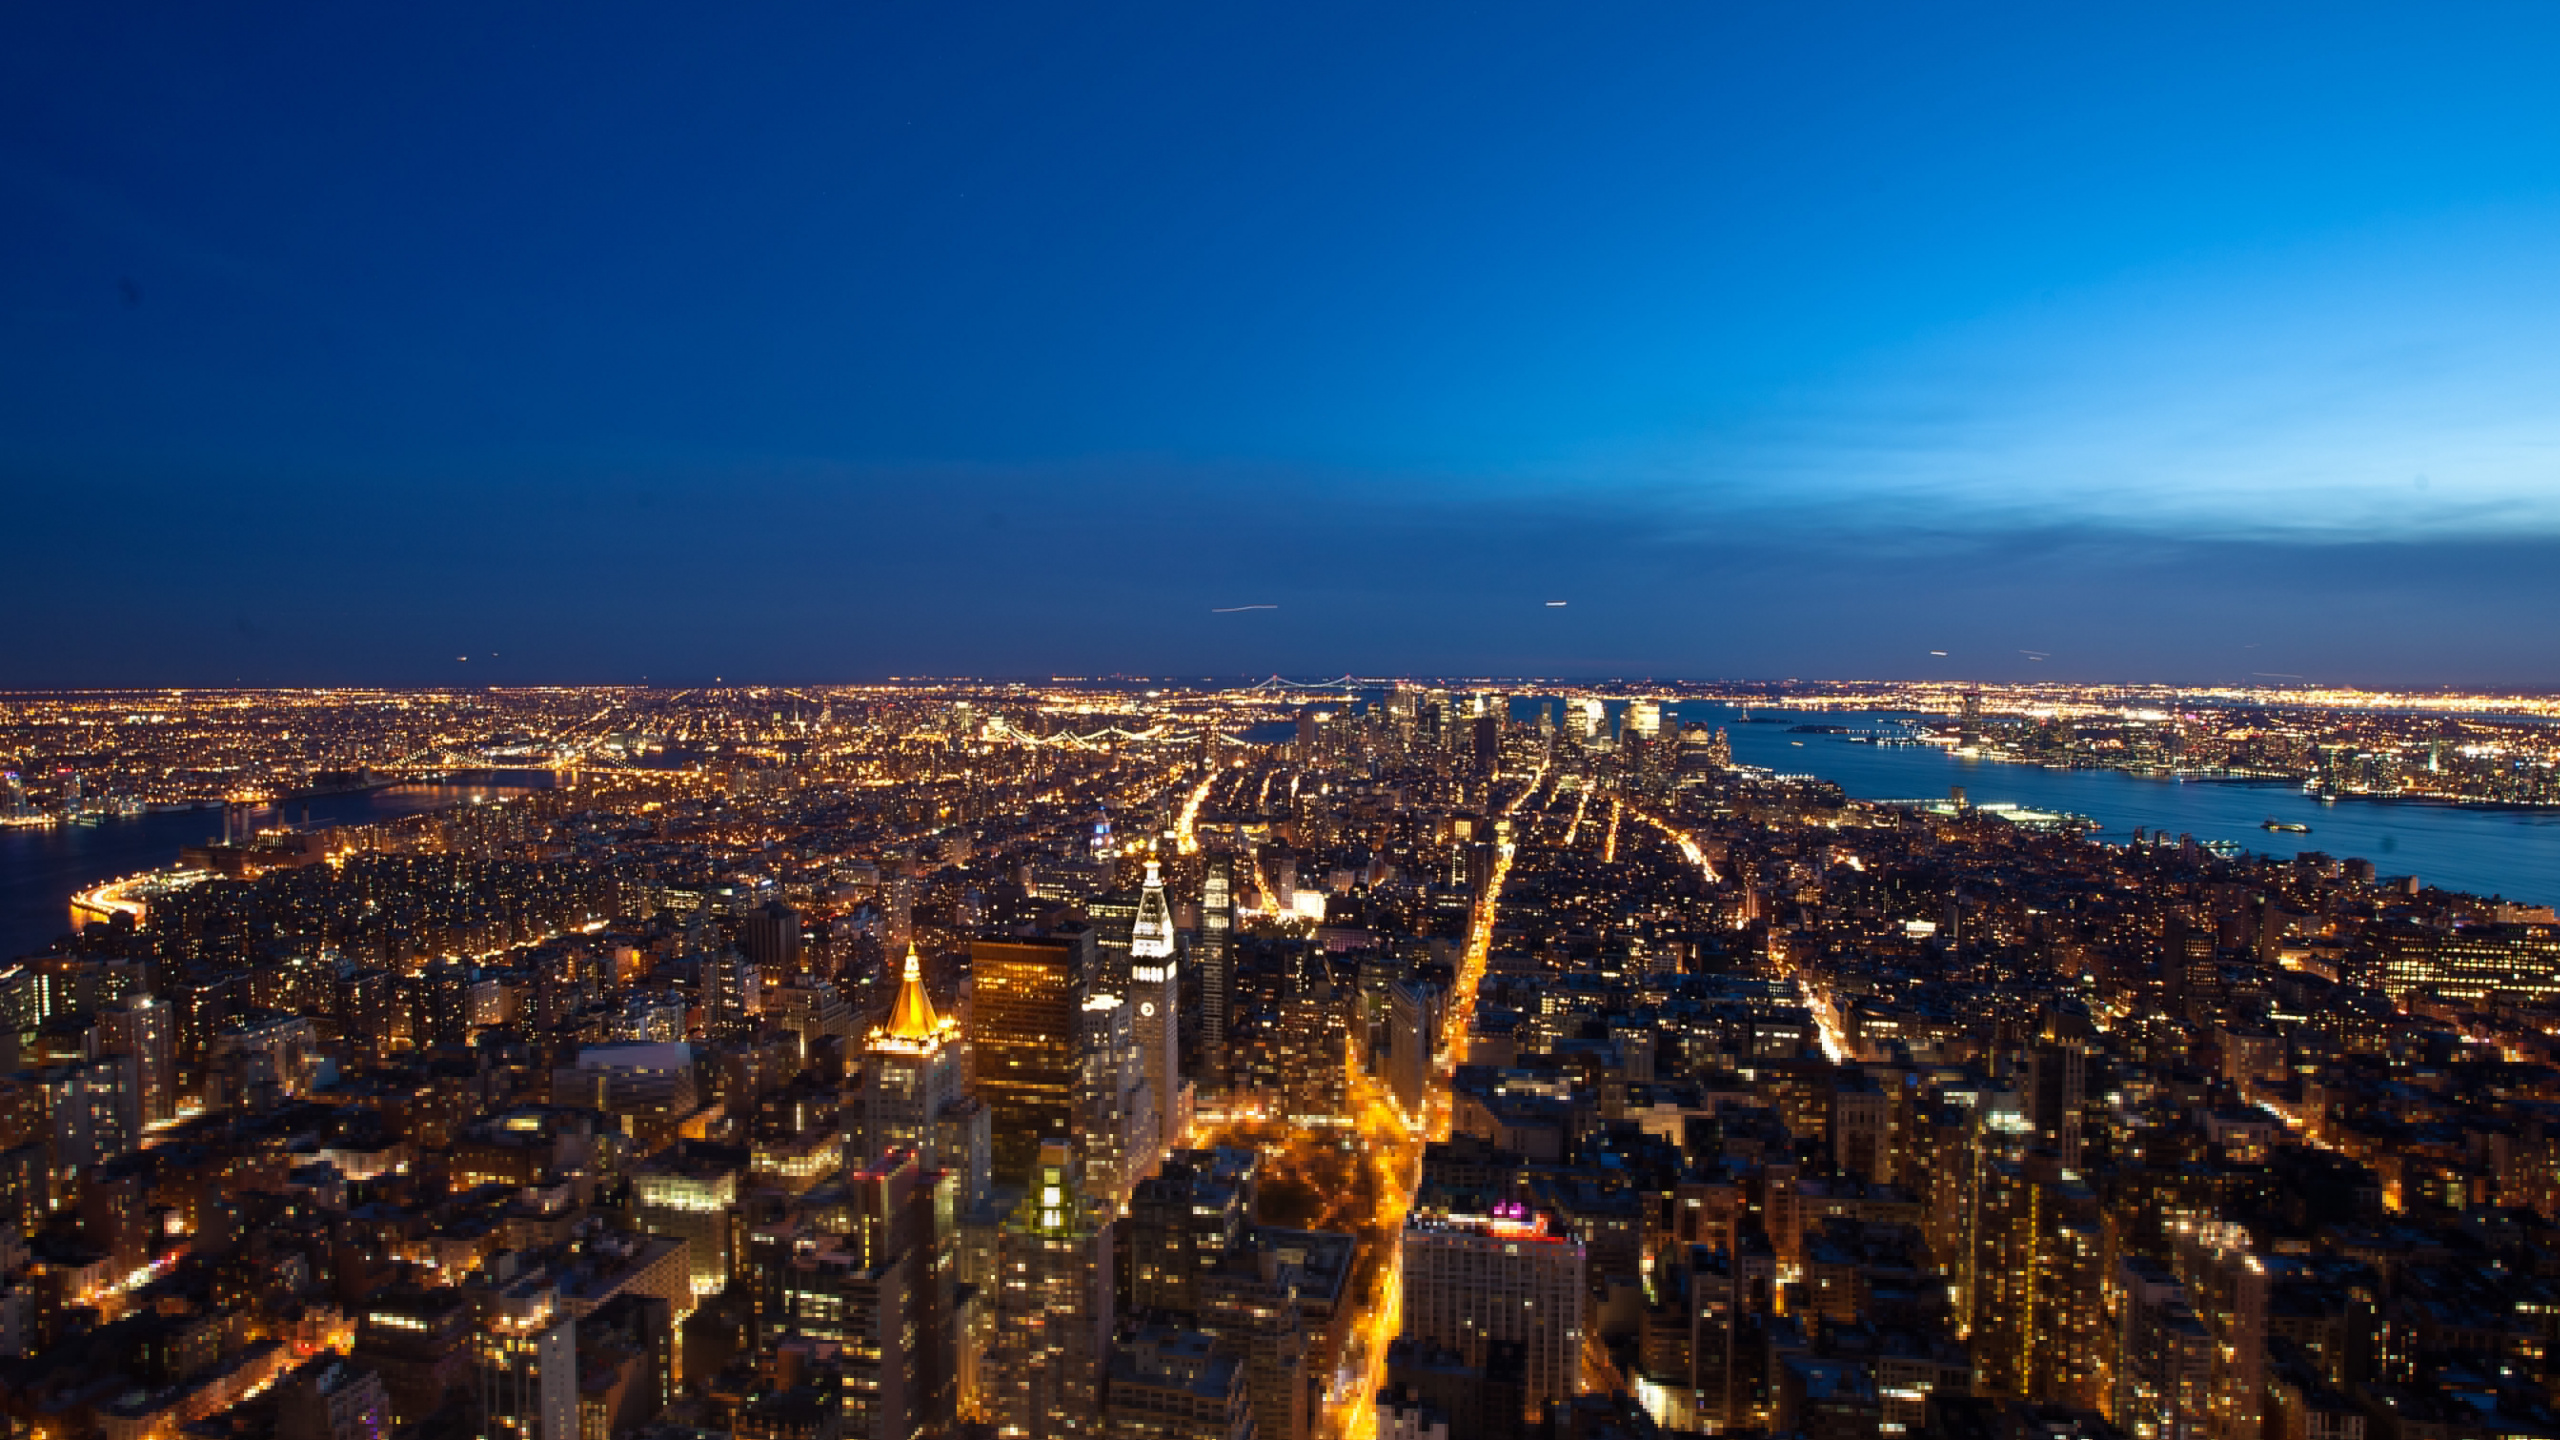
884,944,942,1043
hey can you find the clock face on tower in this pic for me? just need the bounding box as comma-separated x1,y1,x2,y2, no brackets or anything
1139,1001,1157,1017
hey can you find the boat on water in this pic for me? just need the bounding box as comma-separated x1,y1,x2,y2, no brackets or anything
2263,818,2311,832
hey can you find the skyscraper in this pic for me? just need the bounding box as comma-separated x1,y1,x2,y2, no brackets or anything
771,1148,962,1440
854,945,989,1207
633,1143,743,1299
971,929,1093,1180
1386,978,1437,1125
474,1281,579,1440
990,1140,1113,1440
98,992,174,1127
1399,1205,1586,1423
739,900,803,978
1120,1148,1252,1313
1567,698,1605,748
1087,888,1141,999
1197,855,1233,1095
704,948,757,1042
1275,951,1346,1123
1075,994,1154,1211
885,873,916,951
1129,861,1181,1157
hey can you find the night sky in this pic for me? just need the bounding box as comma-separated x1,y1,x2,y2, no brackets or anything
8,5,2560,688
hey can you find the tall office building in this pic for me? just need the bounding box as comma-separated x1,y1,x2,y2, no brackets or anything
1075,995,1154,1212
739,900,803,978
990,1140,1113,1440
1124,1147,1257,1316
885,874,916,951
1274,952,1347,1122
703,948,757,1042
2374,922,2560,1002
855,946,989,1208
1088,889,1140,999
474,1281,579,1440
98,993,175,1127
633,1144,743,1299
1567,698,1605,748
2027,1038,2088,1169
1197,856,1233,1094
419,958,478,1050
1129,861,1181,1156
1386,978,1438,1125
971,929,1093,1181
1399,1205,1586,1423
1198,1241,1313,1440
769,1148,961,1440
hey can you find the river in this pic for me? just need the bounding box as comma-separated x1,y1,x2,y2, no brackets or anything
1636,704,2560,908
0,781,539,962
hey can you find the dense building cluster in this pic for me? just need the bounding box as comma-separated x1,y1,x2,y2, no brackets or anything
1770,682,2560,807
0,681,2555,1440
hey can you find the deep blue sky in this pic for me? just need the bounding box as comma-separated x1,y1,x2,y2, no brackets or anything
8,5,2560,687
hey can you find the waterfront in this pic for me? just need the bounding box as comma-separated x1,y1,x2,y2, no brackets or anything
0,782,534,962
1673,705,2560,909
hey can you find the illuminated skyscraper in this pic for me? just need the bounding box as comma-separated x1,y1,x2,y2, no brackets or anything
1274,951,1347,1122
776,1149,964,1440
1399,1205,1585,1423
1196,855,1233,1093
633,1143,742,1299
1129,861,1181,1156
1122,1146,1256,1315
971,929,1093,1180
990,1140,1113,1440
99,992,175,1126
1088,888,1140,998
855,945,989,1207
474,1281,578,1440
1567,698,1605,747
1076,994,1154,1211
885,874,916,950
704,948,756,1042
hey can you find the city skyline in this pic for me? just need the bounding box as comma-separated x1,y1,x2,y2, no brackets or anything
2,681,2556,1440
14,11,2560,1440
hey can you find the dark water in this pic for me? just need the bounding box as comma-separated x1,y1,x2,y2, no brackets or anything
0,782,536,962
1497,699,2560,908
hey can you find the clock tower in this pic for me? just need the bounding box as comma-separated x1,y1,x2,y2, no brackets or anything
1128,859,1182,1156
